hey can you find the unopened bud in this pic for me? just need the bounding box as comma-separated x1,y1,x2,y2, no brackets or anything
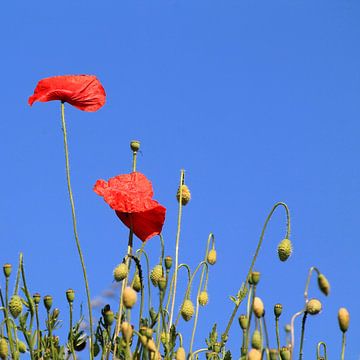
175,347,186,360
158,277,167,291
306,298,322,315
176,184,191,205
181,299,195,321
150,265,163,286
249,271,260,285
164,256,173,270
338,307,350,332
132,274,142,292
113,263,128,282
280,347,291,360
104,310,114,326
277,239,292,262
198,291,209,306
121,321,133,343
253,297,264,318
0,338,8,360
33,293,41,305
238,314,248,330
251,330,262,350
9,295,23,318
123,287,137,309
269,349,278,360
248,349,261,360
317,274,330,296
207,249,217,265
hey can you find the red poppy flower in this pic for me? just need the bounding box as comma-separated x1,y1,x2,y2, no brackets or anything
94,172,166,242
28,75,106,112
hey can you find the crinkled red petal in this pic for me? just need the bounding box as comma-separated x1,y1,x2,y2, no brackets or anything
116,203,166,242
28,75,106,112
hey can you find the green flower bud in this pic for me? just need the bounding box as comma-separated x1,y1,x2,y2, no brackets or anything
338,307,350,332
238,314,248,330
306,298,322,315
132,274,142,292
9,295,23,318
17,340,27,353
198,291,209,306
158,276,167,291
164,256,173,270
269,349,278,360
0,338,8,360
277,239,292,262
251,330,262,350
280,347,291,360
181,299,195,321
33,293,41,305
207,249,217,265
113,263,128,282
249,271,260,285
150,265,163,286
176,184,191,205
317,274,330,296
104,310,114,326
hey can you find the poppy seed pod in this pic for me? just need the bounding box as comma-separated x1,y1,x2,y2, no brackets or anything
150,264,163,286
33,293,41,305
3,264,12,278
306,299,322,315
121,321,133,343
198,291,209,306
277,238,292,261
122,287,137,309
176,184,191,205
238,314,248,330
251,330,262,350
66,289,75,303
248,348,262,360
274,303,283,318
130,140,140,152
43,295,53,311
207,249,217,265
113,263,128,282
249,271,260,285
0,338,8,360
181,299,195,321
253,297,264,318
132,274,142,292
280,347,291,360
9,295,23,318
338,307,350,332
269,349,278,360
175,347,186,360
317,274,330,296
165,256,173,270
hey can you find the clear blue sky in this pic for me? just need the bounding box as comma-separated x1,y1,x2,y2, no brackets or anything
1,0,359,358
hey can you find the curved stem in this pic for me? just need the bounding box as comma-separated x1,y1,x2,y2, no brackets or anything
168,169,185,331
304,266,320,303
174,264,192,327
220,202,291,345
290,310,304,355
60,102,94,360
189,348,209,359
317,341,327,360
298,312,308,360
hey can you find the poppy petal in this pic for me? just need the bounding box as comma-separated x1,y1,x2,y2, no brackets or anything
116,203,166,242
28,75,106,112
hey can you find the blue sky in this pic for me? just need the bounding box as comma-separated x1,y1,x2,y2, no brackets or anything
0,0,359,358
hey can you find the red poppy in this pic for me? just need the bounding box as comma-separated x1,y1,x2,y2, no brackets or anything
28,75,106,112
94,172,166,242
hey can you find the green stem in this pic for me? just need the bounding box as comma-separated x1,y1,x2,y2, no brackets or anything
0,289,17,358
317,341,327,360
69,303,76,360
168,169,185,331
275,318,281,356
174,264,192,327
341,332,346,360
220,202,291,345
60,102,94,360
243,285,254,354
262,315,270,355
35,304,41,352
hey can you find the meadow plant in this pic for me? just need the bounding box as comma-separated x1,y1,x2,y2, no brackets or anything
0,75,351,359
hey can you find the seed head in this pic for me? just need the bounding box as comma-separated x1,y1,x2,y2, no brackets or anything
3,264,12,278
66,289,75,303
280,347,291,360
165,256,173,270
176,184,191,205
338,307,350,332
150,264,163,286
238,314,248,330
207,249,217,265
130,140,140,152
306,298,322,315
248,348,262,360
0,338,8,360
198,291,209,306
269,349,278,360
249,271,260,285
277,238,292,261
181,299,195,321
113,263,128,282
17,340,27,353
253,297,264,318
43,295,53,311
132,274,142,292
9,295,23,318
251,330,262,350
123,287,137,309
317,274,330,296
33,293,41,305
274,303,283,318
175,347,186,360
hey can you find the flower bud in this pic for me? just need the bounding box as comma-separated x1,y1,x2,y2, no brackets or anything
3,264,12,278
176,184,191,205
17,340,27,353
160,331,169,344
269,349,278,360
277,238,292,262
181,299,195,321
123,287,137,309
284,324,291,333
238,314,248,330
176,347,186,360
130,140,140,152
251,330,262,350
338,307,350,332
280,347,291,360
198,291,209,306
274,303,283,318
113,263,128,282
248,349,261,360
145,327,153,339
317,274,330,296
207,249,217,265
306,298,322,315
66,289,75,303
53,308,60,319
150,265,163,286
121,321,133,343
132,274,142,292
33,293,41,305
104,309,114,326
253,297,264,318
9,295,23,318
249,271,260,285
158,276,167,291
150,307,158,323
43,295,53,311
0,338,8,360
164,256,173,270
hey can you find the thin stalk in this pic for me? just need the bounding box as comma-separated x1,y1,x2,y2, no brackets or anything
35,304,41,352
341,332,346,360
304,266,320,303
275,317,281,356
168,169,185,331
262,315,270,356
220,202,291,345
69,303,76,360
290,310,304,355
298,312,308,360
60,102,94,360
243,285,254,354
0,289,16,358
317,341,327,360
